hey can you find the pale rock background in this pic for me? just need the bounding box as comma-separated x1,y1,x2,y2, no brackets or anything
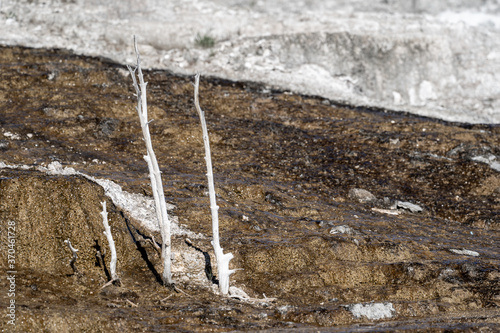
1,0,499,123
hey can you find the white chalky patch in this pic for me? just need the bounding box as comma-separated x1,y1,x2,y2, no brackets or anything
349,302,395,320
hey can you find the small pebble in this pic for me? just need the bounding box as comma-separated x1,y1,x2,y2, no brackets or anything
330,225,354,235
449,248,479,257
394,201,423,213
348,188,376,203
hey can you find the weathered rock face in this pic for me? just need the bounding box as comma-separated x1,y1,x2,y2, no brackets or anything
0,172,116,276
1,0,500,123
0,46,499,331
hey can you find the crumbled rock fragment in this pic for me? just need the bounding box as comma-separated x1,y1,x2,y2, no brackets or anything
348,188,376,203
394,201,423,213
330,225,354,235
472,154,500,172
229,286,250,300
349,302,395,320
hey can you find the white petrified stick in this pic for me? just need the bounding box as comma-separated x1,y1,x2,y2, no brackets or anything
64,239,79,274
127,36,172,285
193,73,236,295
101,201,118,281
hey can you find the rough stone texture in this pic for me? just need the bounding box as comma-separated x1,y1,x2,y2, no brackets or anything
0,46,499,331
349,188,377,203
0,172,125,277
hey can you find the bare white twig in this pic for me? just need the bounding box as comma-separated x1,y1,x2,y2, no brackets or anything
193,73,236,295
160,294,173,303
147,235,162,255
126,299,139,307
64,239,80,275
127,36,172,286
101,201,119,282
100,279,116,290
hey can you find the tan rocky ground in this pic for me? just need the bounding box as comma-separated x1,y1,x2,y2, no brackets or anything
0,46,499,331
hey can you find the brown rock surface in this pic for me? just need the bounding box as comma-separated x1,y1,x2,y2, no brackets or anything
0,46,499,331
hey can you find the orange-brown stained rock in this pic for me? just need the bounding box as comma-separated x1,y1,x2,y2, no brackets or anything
0,46,499,331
